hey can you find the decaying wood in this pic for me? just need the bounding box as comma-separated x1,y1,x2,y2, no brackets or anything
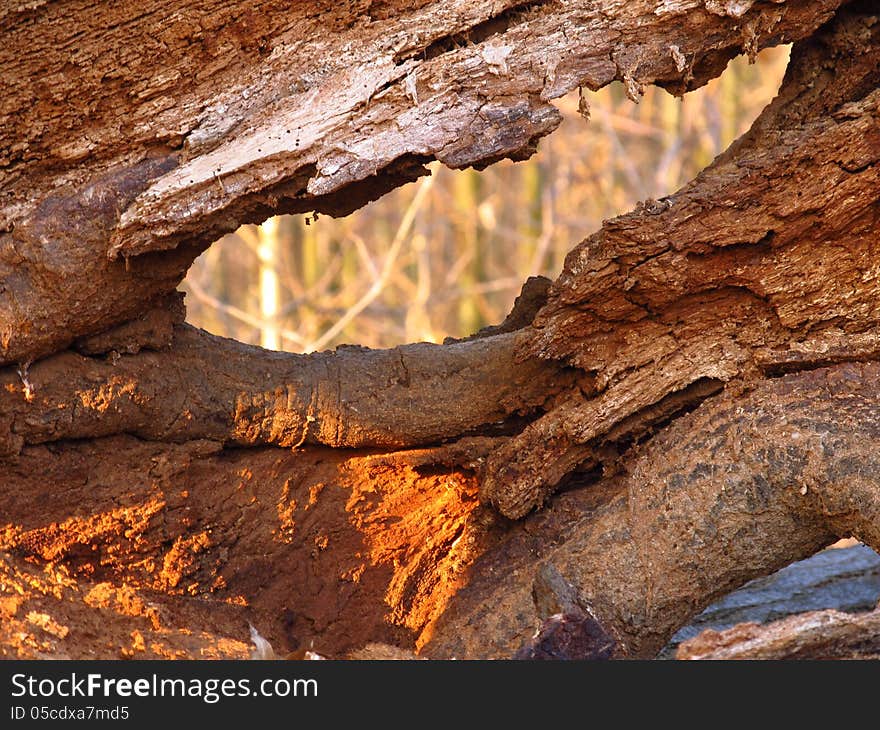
0,434,492,658
426,361,880,659
0,0,843,365
677,606,880,659
482,4,880,517
0,323,576,458
5,360,879,659
6,3,878,502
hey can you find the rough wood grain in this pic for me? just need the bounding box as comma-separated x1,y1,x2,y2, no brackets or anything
677,606,880,659
0,437,494,657
426,361,880,658
482,3,880,517
0,0,842,365
3,0,880,661
6,359,879,659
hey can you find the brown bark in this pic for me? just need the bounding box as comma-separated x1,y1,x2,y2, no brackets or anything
483,3,880,517
5,360,879,659
8,3,876,516
1,0,843,365
677,607,880,659
426,361,880,659
0,322,575,457
2,1,880,660
1,435,492,658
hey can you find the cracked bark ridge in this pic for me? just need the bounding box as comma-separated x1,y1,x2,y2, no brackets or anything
481,3,880,518
0,0,844,365
425,361,880,659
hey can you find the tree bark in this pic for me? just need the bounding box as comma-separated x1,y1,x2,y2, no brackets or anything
426,361,880,658
1,435,491,657
1,0,843,364
676,607,880,660
5,360,880,658
0,323,575,457
483,2,880,517
2,0,879,659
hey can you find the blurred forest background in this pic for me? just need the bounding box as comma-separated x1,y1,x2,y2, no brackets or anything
182,46,790,353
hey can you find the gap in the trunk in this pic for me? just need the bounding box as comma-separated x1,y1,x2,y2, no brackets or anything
182,46,790,354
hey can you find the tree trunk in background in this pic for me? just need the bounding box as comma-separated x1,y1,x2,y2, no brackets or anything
1,1,879,659
256,218,281,351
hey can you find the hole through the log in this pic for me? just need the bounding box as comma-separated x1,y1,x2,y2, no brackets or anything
181,46,790,354
660,539,880,659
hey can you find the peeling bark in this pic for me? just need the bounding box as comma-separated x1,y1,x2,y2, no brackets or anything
483,4,880,517
677,606,880,659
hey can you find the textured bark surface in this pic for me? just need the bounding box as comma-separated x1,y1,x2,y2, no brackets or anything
0,0,843,365
1,436,496,658
5,361,879,659
427,362,880,659
2,0,880,660
0,323,575,457
484,3,880,516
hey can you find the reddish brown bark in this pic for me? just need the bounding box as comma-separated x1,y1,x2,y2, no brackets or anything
1,0,843,365
1,436,490,657
483,3,880,517
4,360,880,659
0,322,574,458
2,1,879,660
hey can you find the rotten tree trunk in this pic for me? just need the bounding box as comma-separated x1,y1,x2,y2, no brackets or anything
483,3,880,517
1,0,842,364
2,0,880,659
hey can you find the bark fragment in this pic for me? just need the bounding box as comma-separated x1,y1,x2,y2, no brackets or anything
677,607,880,660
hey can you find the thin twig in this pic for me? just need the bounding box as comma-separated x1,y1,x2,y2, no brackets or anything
184,277,307,347
303,173,436,353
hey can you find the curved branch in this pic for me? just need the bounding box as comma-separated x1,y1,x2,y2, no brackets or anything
482,4,880,517
0,324,576,456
